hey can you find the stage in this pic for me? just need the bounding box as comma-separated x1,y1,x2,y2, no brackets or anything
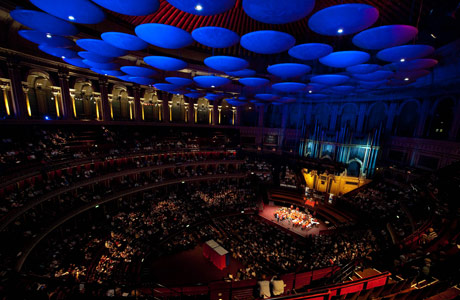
258,204,327,238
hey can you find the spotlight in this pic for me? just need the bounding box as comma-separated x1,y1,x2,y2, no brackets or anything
44,115,50,120
430,33,437,39
404,77,409,81
400,58,405,62
195,4,203,11
68,15,75,21
308,90,312,94
46,33,52,39
211,85,215,88
61,56,66,59
337,28,344,34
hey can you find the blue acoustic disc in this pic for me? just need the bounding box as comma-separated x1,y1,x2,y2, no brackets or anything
277,97,296,103
288,43,333,60
305,83,326,92
255,94,279,101
165,77,193,86
226,99,247,106
357,80,387,88
63,58,89,68
241,30,296,54
154,83,180,92
267,63,311,78
308,4,379,36
319,51,370,68
117,75,133,81
120,66,157,77
227,69,256,77
346,64,381,74
331,85,354,93
83,60,119,70
76,39,127,57
192,26,240,48
352,25,418,50
129,76,155,85
166,0,236,16
204,56,249,72
272,82,307,93
307,94,327,99
101,32,149,51
384,58,438,72
185,92,204,98
144,56,187,71
10,9,78,36
376,45,435,62
243,0,315,24
205,93,221,101
387,78,415,86
91,0,159,16
91,69,124,77
393,69,430,81
39,45,77,58
135,23,193,49
193,76,230,88
78,51,113,63
353,70,393,81
19,30,74,48
30,0,105,24
310,74,349,86
239,77,270,87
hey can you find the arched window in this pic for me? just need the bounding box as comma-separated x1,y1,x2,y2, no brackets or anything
73,79,101,120
111,86,132,121
26,71,62,119
241,104,258,126
171,94,186,122
311,104,330,130
365,102,387,132
196,97,210,124
264,104,282,128
142,90,162,122
337,103,358,130
395,101,419,137
220,99,234,125
429,98,454,139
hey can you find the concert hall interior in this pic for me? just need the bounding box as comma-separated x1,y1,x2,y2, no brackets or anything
1,0,460,299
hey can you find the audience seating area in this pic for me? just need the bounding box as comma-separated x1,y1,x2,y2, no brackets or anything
0,126,459,300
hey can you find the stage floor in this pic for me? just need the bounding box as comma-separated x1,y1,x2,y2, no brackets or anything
258,204,327,237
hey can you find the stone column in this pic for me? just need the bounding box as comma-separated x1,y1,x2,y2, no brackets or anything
99,77,111,122
188,98,194,124
415,98,431,137
58,69,73,120
6,57,27,120
133,85,142,121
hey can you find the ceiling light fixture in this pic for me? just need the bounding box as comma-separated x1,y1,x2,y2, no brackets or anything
308,90,313,94
430,33,437,39
211,85,215,88
337,28,344,34
68,15,75,21
400,58,405,62
404,77,409,81
195,4,203,11
46,33,52,39
61,56,66,59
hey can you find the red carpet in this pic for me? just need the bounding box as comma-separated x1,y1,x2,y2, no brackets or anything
149,244,244,286
258,204,327,237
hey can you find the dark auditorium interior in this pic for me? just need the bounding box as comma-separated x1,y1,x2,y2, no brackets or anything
1,0,460,299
